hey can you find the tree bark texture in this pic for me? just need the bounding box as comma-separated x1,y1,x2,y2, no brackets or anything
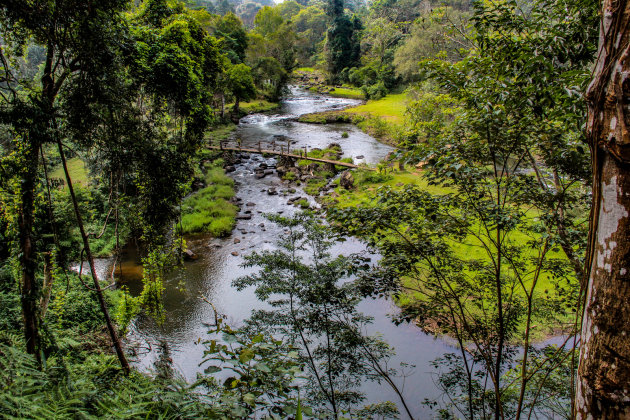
578,0,630,417
18,139,41,362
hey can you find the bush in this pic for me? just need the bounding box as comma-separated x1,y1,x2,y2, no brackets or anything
362,81,388,100
354,170,393,185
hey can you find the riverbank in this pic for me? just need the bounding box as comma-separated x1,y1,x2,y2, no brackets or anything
297,92,408,146
292,68,366,100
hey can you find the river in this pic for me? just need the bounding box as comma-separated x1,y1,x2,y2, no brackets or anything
119,87,456,418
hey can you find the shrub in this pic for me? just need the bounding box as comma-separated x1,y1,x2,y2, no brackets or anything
355,170,393,185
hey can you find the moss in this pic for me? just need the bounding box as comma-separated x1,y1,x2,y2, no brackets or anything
282,171,297,181
304,178,327,196
296,198,310,209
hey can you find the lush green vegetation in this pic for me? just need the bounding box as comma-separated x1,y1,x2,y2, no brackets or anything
0,0,616,418
179,167,238,236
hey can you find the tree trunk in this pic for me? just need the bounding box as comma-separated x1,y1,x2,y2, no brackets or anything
18,138,41,363
40,252,54,319
577,1,630,417
233,96,240,118
57,140,130,373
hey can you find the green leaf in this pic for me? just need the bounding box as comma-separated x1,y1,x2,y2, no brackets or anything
254,362,271,373
204,365,221,374
239,348,255,363
243,393,256,407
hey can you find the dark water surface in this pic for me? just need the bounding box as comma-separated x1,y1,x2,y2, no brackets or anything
119,87,456,418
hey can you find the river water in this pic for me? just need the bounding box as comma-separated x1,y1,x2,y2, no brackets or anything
121,87,455,418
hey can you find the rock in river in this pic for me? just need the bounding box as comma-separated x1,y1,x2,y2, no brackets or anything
183,249,198,261
339,170,355,190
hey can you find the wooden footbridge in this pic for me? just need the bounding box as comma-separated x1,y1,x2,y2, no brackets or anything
209,141,368,170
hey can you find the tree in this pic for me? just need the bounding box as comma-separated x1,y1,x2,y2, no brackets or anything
277,0,303,20
206,12,248,64
331,0,598,417
226,63,256,116
576,0,630,418
253,6,284,37
0,0,131,368
234,213,413,419
393,7,471,82
0,0,223,372
325,0,361,80
293,5,328,65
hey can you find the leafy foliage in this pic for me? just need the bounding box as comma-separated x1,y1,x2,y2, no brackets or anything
234,213,409,418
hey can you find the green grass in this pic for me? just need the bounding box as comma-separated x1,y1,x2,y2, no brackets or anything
298,92,409,144
205,124,237,144
328,167,447,208
179,167,238,236
297,111,353,124
343,92,408,125
328,86,365,100
237,99,280,114
51,157,89,186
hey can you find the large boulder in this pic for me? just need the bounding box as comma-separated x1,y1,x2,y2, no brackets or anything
339,170,355,190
